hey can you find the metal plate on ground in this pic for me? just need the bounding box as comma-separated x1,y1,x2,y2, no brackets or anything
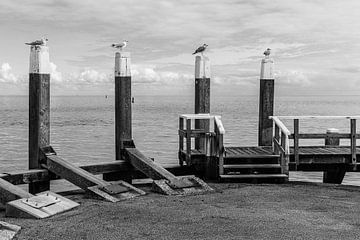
166,177,201,189
152,175,214,196
21,194,60,209
101,184,129,195
6,191,79,219
87,180,146,202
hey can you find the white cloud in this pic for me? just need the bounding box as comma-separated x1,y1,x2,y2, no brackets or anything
132,65,192,85
0,63,18,83
275,70,313,87
50,62,62,84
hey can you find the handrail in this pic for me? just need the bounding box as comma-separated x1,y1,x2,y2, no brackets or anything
269,116,291,136
214,116,225,175
214,116,225,134
270,116,358,170
274,116,360,120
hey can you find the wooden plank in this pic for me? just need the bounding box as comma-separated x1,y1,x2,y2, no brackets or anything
223,164,281,169
126,148,175,181
46,155,106,190
179,117,184,166
0,169,52,185
220,174,287,179
0,178,33,204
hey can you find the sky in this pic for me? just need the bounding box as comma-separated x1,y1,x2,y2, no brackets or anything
1,0,360,96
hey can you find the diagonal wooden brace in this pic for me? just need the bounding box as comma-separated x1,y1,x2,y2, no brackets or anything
40,146,145,202
125,148,214,195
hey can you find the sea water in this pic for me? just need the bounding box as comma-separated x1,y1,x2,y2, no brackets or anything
1,95,360,185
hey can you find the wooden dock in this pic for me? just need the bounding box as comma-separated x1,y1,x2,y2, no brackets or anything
179,115,360,183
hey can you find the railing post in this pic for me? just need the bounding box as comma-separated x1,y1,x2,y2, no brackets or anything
280,132,289,175
323,128,346,183
104,51,133,182
258,53,274,146
186,119,192,165
293,119,299,170
351,119,357,167
194,55,210,152
179,117,184,166
274,124,280,154
28,43,51,194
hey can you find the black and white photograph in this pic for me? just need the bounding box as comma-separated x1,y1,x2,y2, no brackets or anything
1,0,360,239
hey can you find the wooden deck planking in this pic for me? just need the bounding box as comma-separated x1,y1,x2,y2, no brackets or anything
225,147,274,158
223,146,360,159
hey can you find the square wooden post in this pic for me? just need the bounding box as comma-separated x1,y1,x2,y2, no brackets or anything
28,45,51,194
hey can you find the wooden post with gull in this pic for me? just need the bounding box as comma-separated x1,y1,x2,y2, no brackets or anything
258,48,274,146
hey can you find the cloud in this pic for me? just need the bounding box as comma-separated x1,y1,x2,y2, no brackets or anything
0,63,18,83
50,62,62,83
132,65,192,85
275,70,313,87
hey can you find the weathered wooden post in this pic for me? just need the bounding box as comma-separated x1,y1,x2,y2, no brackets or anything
28,43,51,194
194,55,210,151
258,51,274,146
323,128,346,183
104,51,134,182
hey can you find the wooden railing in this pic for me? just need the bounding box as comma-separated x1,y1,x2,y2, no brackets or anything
270,116,360,170
269,116,291,174
214,116,225,175
178,114,225,172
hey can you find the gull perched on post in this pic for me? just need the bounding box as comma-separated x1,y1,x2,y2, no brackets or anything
192,44,208,55
25,37,48,46
263,48,271,57
111,40,128,51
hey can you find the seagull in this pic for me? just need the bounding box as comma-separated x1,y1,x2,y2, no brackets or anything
263,48,271,57
111,40,128,50
25,37,48,46
192,44,208,55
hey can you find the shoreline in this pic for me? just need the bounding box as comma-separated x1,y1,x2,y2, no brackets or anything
2,181,360,240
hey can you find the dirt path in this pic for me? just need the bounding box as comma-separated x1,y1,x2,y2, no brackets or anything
2,182,360,240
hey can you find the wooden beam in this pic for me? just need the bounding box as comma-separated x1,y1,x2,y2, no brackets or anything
294,119,299,170
105,51,133,182
0,178,33,204
194,55,210,151
28,45,51,194
258,56,274,146
126,148,175,181
0,163,196,186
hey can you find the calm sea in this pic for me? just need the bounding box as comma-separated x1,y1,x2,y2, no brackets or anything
2,94,360,185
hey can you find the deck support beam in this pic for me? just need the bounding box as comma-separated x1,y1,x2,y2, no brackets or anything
126,148,213,195
42,146,145,202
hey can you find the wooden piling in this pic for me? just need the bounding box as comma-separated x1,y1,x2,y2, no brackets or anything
104,52,134,182
323,128,346,184
194,55,210,152
258,56,274,146
28,45,51,194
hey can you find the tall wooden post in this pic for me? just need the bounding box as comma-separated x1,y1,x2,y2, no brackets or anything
323,128,346,184
104,52,134,182
258,55,274,146
194,55,210,151
28,44,51,194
